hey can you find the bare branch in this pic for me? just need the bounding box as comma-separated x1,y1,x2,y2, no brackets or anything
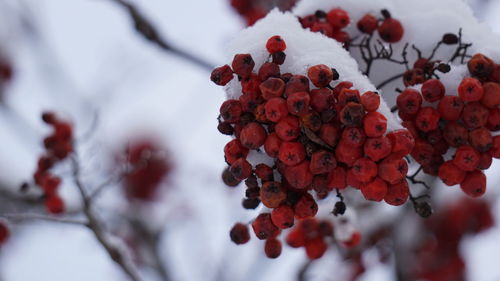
0,213,88,226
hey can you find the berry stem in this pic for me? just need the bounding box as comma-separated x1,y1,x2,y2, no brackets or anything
406,166,431,190
109,0,214,71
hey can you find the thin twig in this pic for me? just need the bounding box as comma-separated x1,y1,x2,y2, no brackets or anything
406,166,431,190
108,0,214,71
70,154,143,281
376,73,404,89
0,213,88,226
297,260,313,281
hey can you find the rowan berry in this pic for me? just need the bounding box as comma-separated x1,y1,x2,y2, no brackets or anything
488,108,500,131
469,127,492,152
443,122,468,147
224,139,249,165
301,112,322,132
230,158,252,180
271,205,295,229
453,146,480,171
230,223,250,245
41,175,61,195
266,35,287,54
312,174,329,199
309,150,337,174
307,64,334,88
242,198,260,209
232,54,255,78
272,51,287,65
255,164,274,182
210,64,234,86
294,193,318,219
360,91,380,112
252,213,280,240
220,99,242,123
481,82,500,109
279,142,306,166
438,161,466,186
346,168,363,189
342,231,361,248
387,129,415,156
285,75,310,96
45,194,64,214
492,136,500,158
286,227,306,248
460,170,486,198
411,139,434,166
361,177,388,201
422,154,444,176
284,161,313,189
384,180,409,206
340,102,365,127
467,53,494,79
363,112,387,137
357,14,378,34
275,115,300,141
378,18,404,43
309,88,333,112
264,238,282,258
260,181,287,208
403,68,425,87
319,123,340,147
461,102,489,129
258,62,280,81
438,95,464,121
364,136,392,162
326,8,350,29
338,88,361,107
260,77,285,100
335,141,362,166
478,152,492,170
341,127,366,148
421,79,445,103
458,77,484,102
287,91,310,116
264,98,287,122
378,156,408,184
239,122,267,149
222,167,241,187
327,166,347,190
352,158,378,183
305,237,328,259
310,22,334,37
217,122,234,135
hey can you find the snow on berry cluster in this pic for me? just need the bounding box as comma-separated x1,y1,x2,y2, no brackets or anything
211,11,415,259
32,112,73,214
397,53,500,198
230,0,297,26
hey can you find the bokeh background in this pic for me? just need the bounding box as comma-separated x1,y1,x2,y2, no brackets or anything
1,0,500,280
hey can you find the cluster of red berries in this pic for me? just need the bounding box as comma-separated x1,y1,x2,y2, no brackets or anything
299,8,404,47
122,140,171,201
32,112,73,214
0,220,9,245
413,198,493,281
230,0,297,26
397,53,500,197
212,35,414,258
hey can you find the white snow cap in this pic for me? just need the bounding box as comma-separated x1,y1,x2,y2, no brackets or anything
224,10,402,131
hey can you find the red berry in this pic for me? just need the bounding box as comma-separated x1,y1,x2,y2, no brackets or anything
224,139,249,165
462,102,489,129
264,132,282,157
264,97,288,122
361,177,388,201
491,136,500,158
338,88,361,107
264,238,282,259
305,237,328,259
252,213,280,240
309,150,337,174
357,14,378,34
469,127,493,152
468,53,494,78
275,115,300,141
416,107,440,132
286,227,306,248
384,180,409,206
307,64,334,88
346,168,363,189
458,77,484,102
310,22,334,37
421,79,445,103
438,95,464,121
387,129,415,156
443,121,469,147
255,163,274,182
258,62,280,81
410,139,434,166
340,102,365,127
488,108,500,131
0,221,9,245
239,122,267,149
319,124,340,147
378,18,404,43
266,35,287,54
453,146,480,171
364,136,392,162
220,99,242,123
41,175,61,195
232,54,255,78
310,88,333,112
352,158,378,183
460,170,486,198
260,77,285,100
326,8,350,29
341,127,366,147
481,82,500,109
229,158,252,180
331,30,350,45
378,155,408,184
342,231,362,248
294,193,318,219
272,51,287,65
230,223,250,245
284,161,314,189
260,181,287,208
335,140,362,166
45,194,64,214
327,166,347,190
360,91,380,112
271,205,295,229
285,75,310,96
287,91,310,116
210,65,234,86
438,161,466,186
279,142,306,166
363,112,387,137
397,88,422,115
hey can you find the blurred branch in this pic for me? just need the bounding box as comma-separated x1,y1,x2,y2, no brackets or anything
297,260,313,281
0,213,87,226
108,0,214,71
70,154,144,281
